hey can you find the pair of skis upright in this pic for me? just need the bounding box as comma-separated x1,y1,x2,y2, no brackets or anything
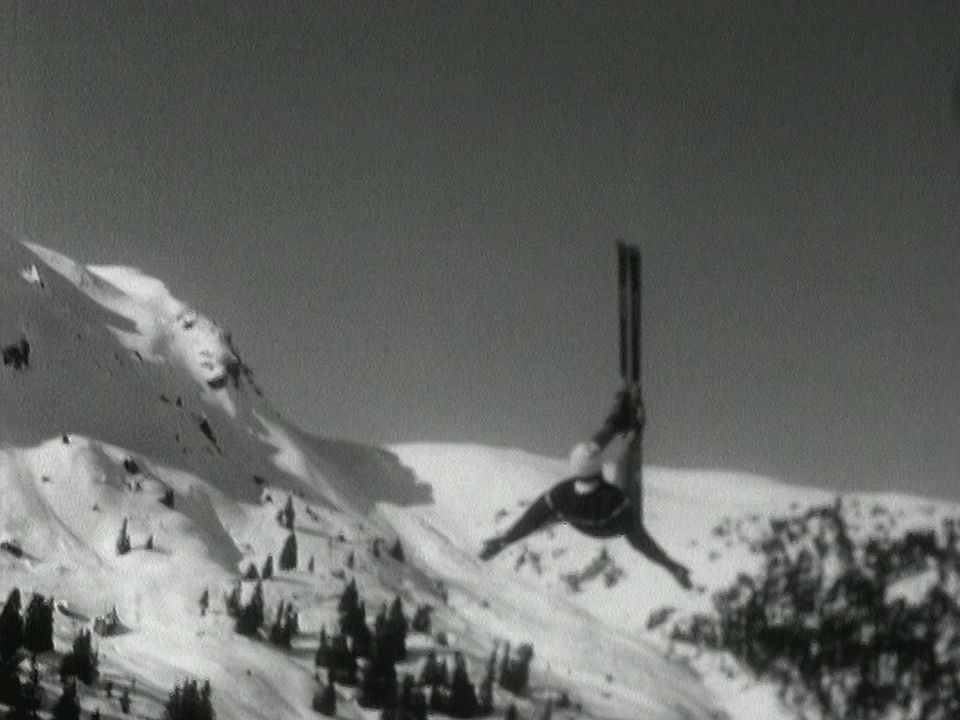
617,242,642,394
616,241,643,520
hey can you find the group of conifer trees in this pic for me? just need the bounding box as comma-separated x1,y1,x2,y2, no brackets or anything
164,677,214,720
1,588,54,715
313,579,420,718
2,587,217,719
312,580,535,719
276,495,407,575
224,579,299,647
0,587,99,719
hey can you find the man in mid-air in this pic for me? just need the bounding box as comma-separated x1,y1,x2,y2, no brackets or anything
479,387,692,590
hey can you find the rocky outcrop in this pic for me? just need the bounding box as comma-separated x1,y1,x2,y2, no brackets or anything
2,336,30,370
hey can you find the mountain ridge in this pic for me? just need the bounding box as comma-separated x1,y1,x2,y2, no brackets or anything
1,238,733,720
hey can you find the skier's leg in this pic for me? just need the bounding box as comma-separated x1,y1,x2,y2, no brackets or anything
590,385,644,450
624,521,692,589
615,429,643,522
479,494,559,561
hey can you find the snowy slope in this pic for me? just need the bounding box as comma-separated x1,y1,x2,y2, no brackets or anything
3,237,954,720
388,443,960,720
1,236,730,720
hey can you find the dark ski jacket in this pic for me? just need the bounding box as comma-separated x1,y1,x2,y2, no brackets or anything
545,474,633,538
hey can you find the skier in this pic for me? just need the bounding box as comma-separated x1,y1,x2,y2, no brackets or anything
479,387,692,590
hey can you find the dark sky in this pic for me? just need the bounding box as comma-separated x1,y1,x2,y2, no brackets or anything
2,1,958,500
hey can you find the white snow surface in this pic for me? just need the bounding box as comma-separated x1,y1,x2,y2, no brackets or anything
1,237,956,720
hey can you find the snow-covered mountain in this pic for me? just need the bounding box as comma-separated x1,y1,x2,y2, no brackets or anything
1,236,954,720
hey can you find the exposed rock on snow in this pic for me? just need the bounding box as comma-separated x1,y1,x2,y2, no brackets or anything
1,337,30,370
19,263,43,287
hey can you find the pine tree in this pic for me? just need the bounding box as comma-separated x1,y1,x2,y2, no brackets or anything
418,649,441,687
345,550,355,569
350,603,373,659
516,645,534,692
448,652,479,718
51,678,81,720
285,604,299,642
336,579,372,655
411,604,432,634
161,487,175,508
120,686,131,713
0,588,23,660
199,588,209,617
278,532,298,571
357,640,398,709
399,673,428,720
338,580,359,616
200,679,214,720
399,674,415,710
59,628,99,685
312,670,336,716
225,580,243,618
116,518,131,556
168,685,182,718
236,581,264,637
389,539,405,562
374,604,388,643
429,681,448,715
243,562,259,580
268,600,298,648
23,594,54,654
384,596,408,662
315,626,331,667
498,642,511,686
328,631,357,686
478,646,497,715
0,656,22,707
307,555,315,573
261,555,274,580
269,600,286,645
499,643,533,696
7,657,41,719
145,534,155,551
340,591,367,641
280,496,296,530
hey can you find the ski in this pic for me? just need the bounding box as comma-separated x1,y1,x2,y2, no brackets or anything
617,241,630,382
629,246,641,388
616,242,642,389
615,241,644,520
